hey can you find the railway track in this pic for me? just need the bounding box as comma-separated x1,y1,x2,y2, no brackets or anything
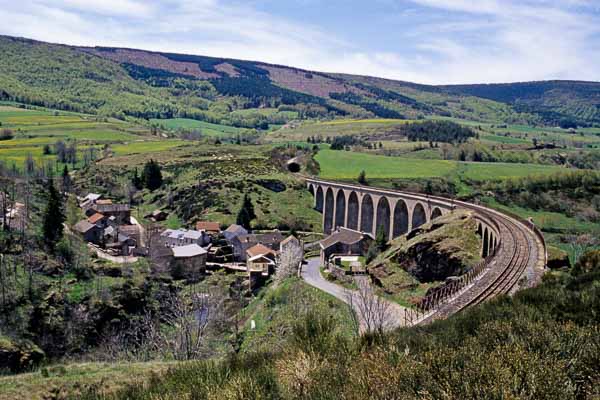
302,176,546,325
419,204,540,323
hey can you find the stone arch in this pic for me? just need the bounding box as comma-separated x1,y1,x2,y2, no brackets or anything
308,184,315,196
412,203,427,230
376,197,391,241
482,228,489,258
324,188,335,234
360,194,374,234
315,186,324,212
477,223,483,236
392,200,409,238
335,190,346,230
347,191,360,230
431,207,442,220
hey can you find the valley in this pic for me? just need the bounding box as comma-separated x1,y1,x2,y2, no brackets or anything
0,34,599,399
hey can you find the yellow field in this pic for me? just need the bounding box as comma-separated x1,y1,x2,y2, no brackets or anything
320,118,414,125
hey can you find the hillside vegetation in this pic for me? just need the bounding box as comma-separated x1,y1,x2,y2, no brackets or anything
76,264,600,400
3,35,600,130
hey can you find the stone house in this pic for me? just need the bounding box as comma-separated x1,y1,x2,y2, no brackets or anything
231,231,284,261
319,227,372,266
161,229,209,247
280,235,302,254
89,204,131,225
223,224,248,241
171,244,208,280
73,220,103,244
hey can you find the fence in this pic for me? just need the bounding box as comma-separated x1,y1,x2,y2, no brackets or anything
403,248,498,326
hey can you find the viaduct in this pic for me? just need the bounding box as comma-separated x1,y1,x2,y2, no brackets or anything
306,177,547,323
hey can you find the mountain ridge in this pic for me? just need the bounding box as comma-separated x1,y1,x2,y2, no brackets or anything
1,34,599,127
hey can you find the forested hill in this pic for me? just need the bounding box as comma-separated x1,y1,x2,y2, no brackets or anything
1,34,599,128
443,81,600,127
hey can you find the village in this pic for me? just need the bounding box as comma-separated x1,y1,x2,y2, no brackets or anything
71,192,373,288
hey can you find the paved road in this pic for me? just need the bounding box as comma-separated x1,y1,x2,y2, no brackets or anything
301,257,407,333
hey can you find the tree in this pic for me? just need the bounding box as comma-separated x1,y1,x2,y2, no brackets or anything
345,279,393,337
61,165,71,193
357,170,367,185
141,159,163,191
0,128,14,140
131,168,143,190
42,180,65,251
573,249,600,275
375,225,388,252
236,194,255,230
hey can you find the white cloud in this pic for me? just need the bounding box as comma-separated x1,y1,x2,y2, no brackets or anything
0,0,598,84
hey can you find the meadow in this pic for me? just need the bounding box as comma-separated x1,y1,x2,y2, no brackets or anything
0,105,186,168
149,118,248,137
314,148,564,182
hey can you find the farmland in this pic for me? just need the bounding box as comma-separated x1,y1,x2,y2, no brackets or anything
314,148,564,182
149,118,248,137
0,104,182,168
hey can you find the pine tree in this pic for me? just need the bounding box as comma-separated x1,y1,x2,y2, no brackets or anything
42,180,65,251
236,194,256,230
61,165,71,193
132,167,143,190
357,170,367,185
141,159,163,191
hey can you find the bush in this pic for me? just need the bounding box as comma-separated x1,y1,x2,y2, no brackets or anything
0,128,13,140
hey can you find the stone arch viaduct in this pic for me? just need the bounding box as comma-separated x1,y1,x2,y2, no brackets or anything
306,177,547,322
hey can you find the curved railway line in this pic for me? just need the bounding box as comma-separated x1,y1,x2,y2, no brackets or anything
404,197,544,325
304,177,547,325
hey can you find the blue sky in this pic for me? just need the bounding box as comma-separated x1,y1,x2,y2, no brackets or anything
1,0,599,84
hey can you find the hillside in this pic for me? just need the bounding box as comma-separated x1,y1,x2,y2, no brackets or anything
445,81,600,127
2,35,599,129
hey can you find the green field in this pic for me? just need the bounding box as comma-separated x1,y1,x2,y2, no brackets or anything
315,149,456,179
150,118,248,137
0,105,178,168
315,149,564,182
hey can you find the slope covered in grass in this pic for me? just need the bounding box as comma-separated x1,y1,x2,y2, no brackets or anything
74,265,600,400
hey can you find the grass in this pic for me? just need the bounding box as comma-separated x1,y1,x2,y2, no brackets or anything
315,149,457,180
482,197,600,234
240,277,356,353
110,140,186,156
0,362,174,400
320,118,414,125
315,149,565,182
0,104,165,168
150,118,247,137
457,161,563,181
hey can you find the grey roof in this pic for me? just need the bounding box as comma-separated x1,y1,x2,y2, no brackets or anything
169,230,185,239
320,228,367,249
94,204,130,213
225,224,247,234
74,220,96,234
184,230,203,240
172,244,208,258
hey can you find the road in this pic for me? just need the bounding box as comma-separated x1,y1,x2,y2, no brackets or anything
301,257,407,333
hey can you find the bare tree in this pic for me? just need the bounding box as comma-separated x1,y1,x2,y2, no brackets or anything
275,241,303,285
345,279,393,337
163,289,225,360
